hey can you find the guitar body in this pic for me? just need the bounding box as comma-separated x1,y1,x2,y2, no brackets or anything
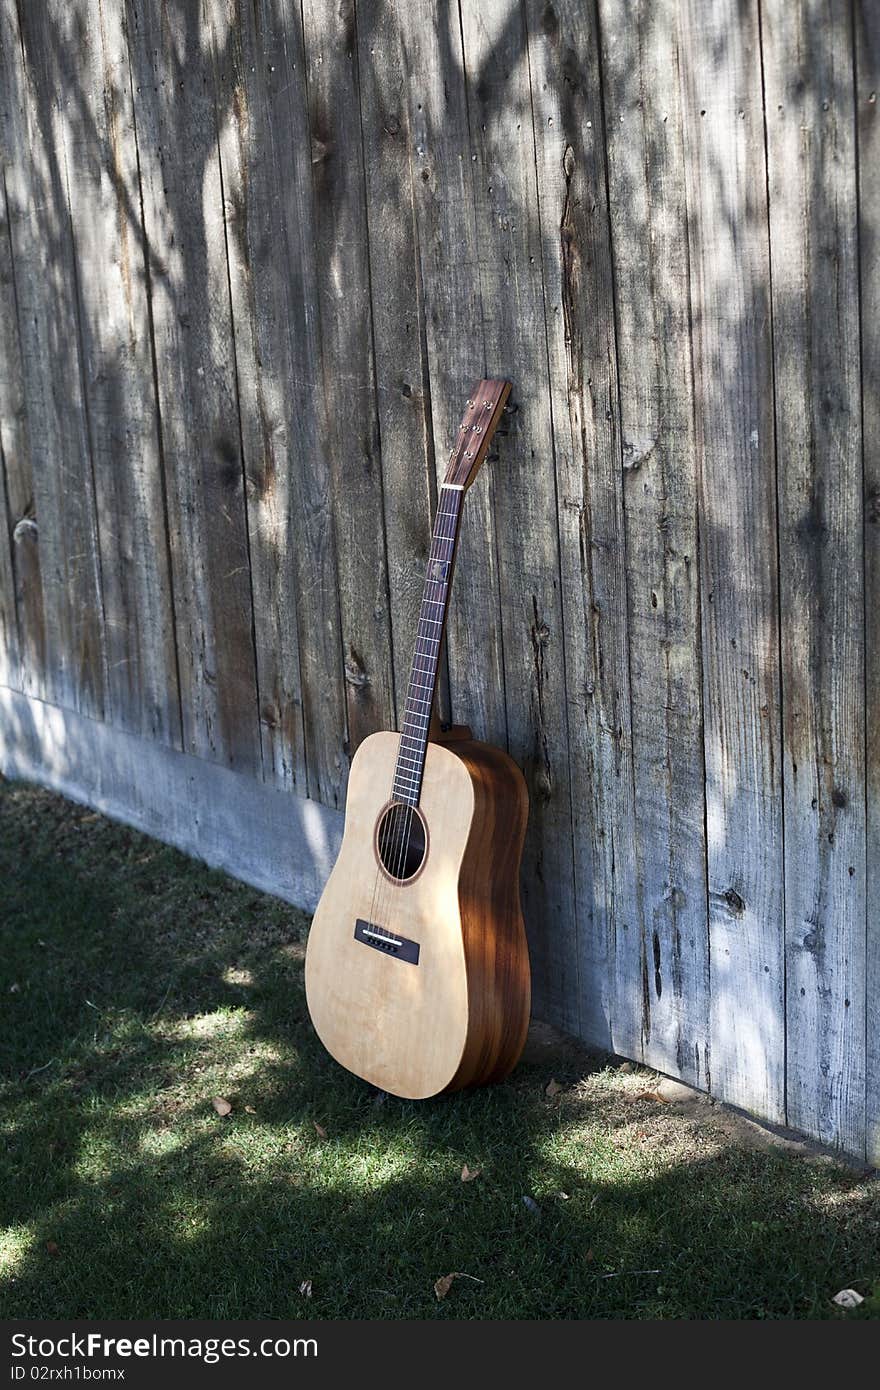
305,730,530,1100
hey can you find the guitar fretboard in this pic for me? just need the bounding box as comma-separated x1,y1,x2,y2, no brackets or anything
391,484,464,806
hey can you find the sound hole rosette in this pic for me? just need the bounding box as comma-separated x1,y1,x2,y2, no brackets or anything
373,800,429,884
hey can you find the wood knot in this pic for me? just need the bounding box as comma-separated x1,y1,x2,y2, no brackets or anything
12,517,38,544
344,648,369,690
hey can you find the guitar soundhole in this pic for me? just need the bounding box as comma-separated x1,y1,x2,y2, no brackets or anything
375,803,428,883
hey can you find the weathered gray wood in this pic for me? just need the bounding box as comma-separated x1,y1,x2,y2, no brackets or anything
764,0,865,1155
0,445,16,690
300,0,395,757
0,161,43,697
397,0,508,751
0,0,877,1162
597,0,709,1088
680,0,785,1123
355,0,448,732
207,0,316,797
459,1,579,1035
0,685,342,913
124,0,260,771
525,0,639,1050
53,0,180,745
1,0,106,717
855,0,879,1167
0,153,20,689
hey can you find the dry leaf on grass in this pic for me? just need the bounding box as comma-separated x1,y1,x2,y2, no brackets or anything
245,1105,256,1115
521,1195,541,1215
433,1271,484,1300
634,1090,670,1105
313,1121,327,1139
832,1288,864,1308
46,1240,60,1257
461,1164,481,1182
299,1279,313,1298
211,1097,232,1117
545,1078,562,1098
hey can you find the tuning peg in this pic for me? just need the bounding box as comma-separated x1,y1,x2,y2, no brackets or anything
503,399,519,415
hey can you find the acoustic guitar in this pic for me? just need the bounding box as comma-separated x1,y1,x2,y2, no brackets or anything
305,379,530,1099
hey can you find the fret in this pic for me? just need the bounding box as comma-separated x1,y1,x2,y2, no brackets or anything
392,779,421,797
396,755,423,772
397,733,428,756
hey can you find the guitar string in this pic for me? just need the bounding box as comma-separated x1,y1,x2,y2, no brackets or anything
372,491,458,935
366,490,458,940
386,492,459,912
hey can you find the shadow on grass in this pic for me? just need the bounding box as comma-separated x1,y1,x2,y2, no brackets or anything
1,781,879,1320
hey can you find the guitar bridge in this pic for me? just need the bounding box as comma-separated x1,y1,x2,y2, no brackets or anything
354,918,420,965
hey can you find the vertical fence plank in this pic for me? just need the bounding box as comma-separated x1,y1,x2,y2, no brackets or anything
763,0,865,1154
597,0,709,1088
208,0,311,796
356,0,445,733
526,0,639,1050
125,0,260,772
0,168,23,690
54,0,181,745
0,35,44,700
456,0,579,1033
300,0,395,756
0,444,16,690
398,0,508,751
855,0,879,1166
210,0,347,805
1,0,106,718
680,0,785,1122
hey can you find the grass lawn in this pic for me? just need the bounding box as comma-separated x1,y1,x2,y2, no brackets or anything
1,776,878,1321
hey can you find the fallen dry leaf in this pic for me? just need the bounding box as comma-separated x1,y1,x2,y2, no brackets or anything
211,1097,232,1117
313,1121,327,1139
299,1279,313,1298
245,1105,256,1115
832,1288,864,1308
461,1164,481,1182
634,1090,670,1105
521,1194,541,1215
433,1271,483,1300
46,1240,60,1257
545,1078,562,1098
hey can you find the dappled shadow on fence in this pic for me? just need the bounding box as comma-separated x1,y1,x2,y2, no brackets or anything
0,0,875,1159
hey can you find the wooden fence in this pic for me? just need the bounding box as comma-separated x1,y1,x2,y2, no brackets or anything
0,0,876,1161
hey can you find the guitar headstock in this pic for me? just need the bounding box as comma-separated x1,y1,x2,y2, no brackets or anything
443,379,512,491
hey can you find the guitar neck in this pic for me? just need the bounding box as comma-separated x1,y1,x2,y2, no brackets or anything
391,484,463,806
392,378,511,807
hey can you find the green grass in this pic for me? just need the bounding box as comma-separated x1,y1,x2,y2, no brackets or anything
1,777,878,1320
